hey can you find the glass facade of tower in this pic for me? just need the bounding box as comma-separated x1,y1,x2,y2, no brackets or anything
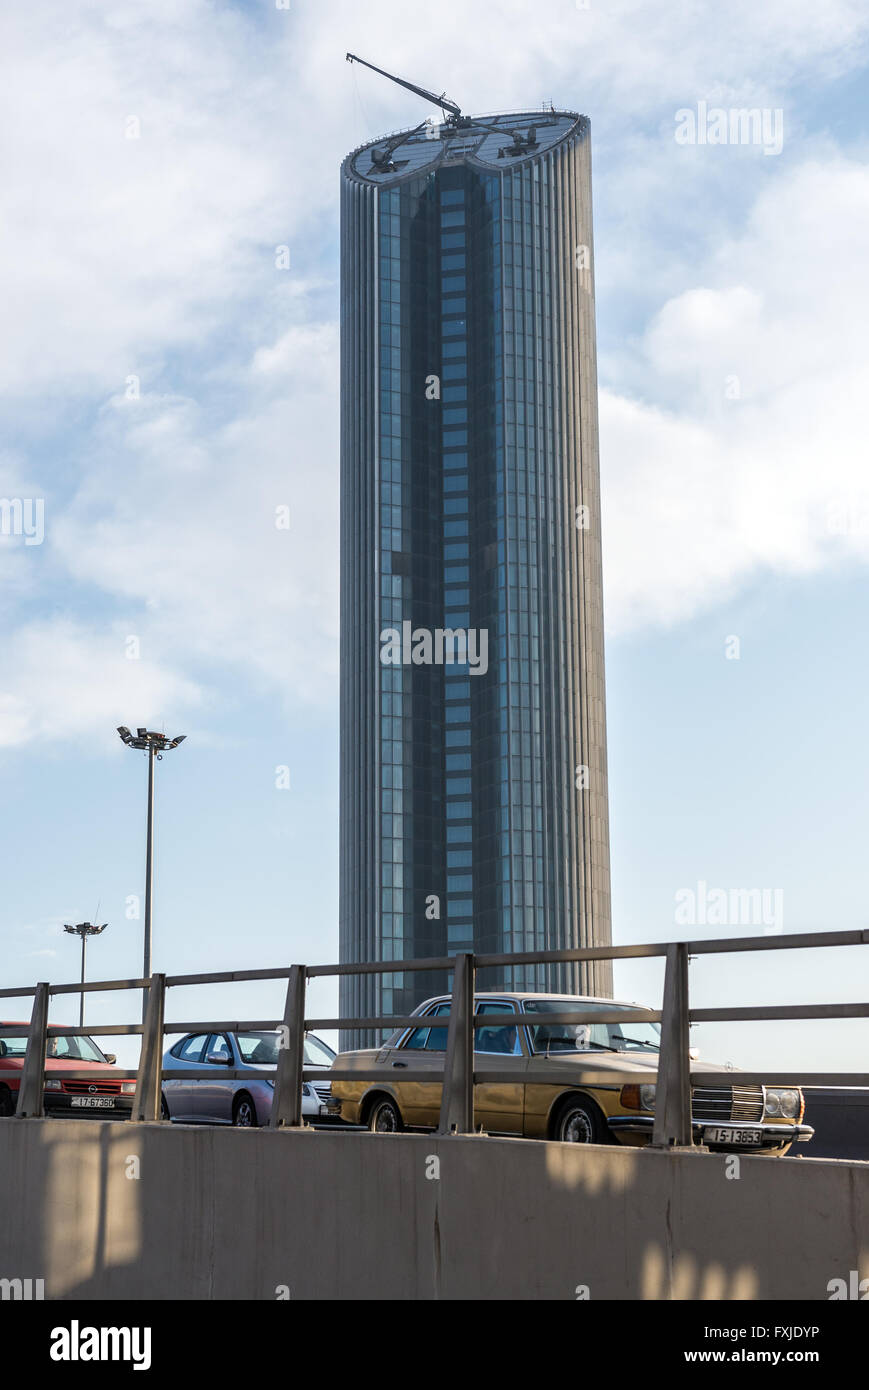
340,113,611,1045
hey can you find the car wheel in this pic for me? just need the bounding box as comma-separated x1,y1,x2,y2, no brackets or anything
0,1086,14,1118
367,1096,403,1133
232,1093,258,1127
554,1093,607,1145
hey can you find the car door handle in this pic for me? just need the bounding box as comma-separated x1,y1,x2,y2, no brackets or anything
392,1061,407,1068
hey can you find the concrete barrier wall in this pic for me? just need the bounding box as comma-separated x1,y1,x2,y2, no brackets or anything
0,1119,867,1300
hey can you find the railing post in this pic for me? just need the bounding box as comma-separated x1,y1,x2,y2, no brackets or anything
270,965,307,1129
16,983,49,1118
651,943,693,1147
437,951,475,1135
132,973,166,1123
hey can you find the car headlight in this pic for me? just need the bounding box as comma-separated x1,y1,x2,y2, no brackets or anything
765,1087,800,1119
121,1082,137,1094
619,1083,656,1112
301,1083,312,1098
44,1079,62,1091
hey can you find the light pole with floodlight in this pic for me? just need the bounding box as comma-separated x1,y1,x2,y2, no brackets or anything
117,727,186,1016
63,921,107,1027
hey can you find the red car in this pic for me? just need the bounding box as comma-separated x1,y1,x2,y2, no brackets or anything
0,1023,136,1119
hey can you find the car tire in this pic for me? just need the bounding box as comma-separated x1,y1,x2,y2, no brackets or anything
554,1093,607,1145
232,1093,258,1128
0,1086,14,1118
367,1095,403,1133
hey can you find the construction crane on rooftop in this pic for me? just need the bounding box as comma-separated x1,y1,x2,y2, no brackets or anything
346,53,470,127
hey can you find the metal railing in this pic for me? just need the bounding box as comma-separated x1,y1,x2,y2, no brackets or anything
1,928,867,1144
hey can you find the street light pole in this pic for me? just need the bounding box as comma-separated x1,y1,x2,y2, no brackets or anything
117,727,186,1019
144,740,156,986
63,923,107,1028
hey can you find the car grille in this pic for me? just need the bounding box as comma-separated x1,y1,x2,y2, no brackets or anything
311,1082,331,1105
691,1086,764,1123
60,1080,123,1095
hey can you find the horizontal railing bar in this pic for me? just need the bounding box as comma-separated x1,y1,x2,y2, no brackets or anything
323,1067,647,1086
4,1064,862,1088
471,1068,649,1086
162,1021,280,1035
306,1017,425,1031
6,1002,863,1038
314,1069,459,1085
307,1009,662,1031
161,1067,278,1081
0,1025,144,1039
324,1067,869,1088
685,929,869,956
50,1025,145,1037
306,956,457,979
475,945,670,967
0,1069,141,1081
164,968,295,987
49,977,150,996
691,1003,869,1023
5,928,864,1003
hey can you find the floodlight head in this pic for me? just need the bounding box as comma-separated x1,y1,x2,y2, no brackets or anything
118,725,187,752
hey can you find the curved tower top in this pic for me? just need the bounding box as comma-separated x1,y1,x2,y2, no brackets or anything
342,110,588,189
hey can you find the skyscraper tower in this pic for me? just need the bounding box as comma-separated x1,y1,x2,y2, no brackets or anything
340,65,612,1044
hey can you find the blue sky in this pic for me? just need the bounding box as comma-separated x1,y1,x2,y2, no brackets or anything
1,0,868,1071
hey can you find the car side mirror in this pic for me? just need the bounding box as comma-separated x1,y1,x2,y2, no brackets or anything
206,1052,227,1065
103,1053,117,1065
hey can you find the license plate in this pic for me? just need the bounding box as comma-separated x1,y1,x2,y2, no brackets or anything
70,1096,114,1109
703,1126,761,1145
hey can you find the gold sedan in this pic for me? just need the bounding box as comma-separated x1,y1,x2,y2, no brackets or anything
328,992,814,1153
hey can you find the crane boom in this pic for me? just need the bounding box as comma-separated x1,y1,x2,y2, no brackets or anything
346,52,465,124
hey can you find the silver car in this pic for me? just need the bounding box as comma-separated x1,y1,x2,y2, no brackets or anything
161,1029,336,1126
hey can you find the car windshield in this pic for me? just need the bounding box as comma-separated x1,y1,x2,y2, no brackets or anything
0,1033,108,1062
304,1034,336,1067
522,1001,661,1055
234,1031,336,1067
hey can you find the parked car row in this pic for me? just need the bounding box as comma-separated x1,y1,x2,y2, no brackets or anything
0,1022,338,1126
1,992,816,1156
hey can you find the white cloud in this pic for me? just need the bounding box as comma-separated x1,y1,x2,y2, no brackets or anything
0,620,203,749
601,156,869,632
49,321,340,706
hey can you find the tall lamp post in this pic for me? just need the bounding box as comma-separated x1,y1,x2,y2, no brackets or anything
117,727,186,1017
63,922,107,1028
